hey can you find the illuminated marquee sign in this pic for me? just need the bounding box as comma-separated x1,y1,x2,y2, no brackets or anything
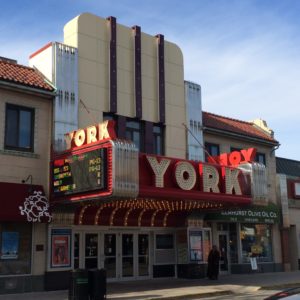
208,148,256,166
65,120,116,149
52,148,107,196
139,154,252,204
52,120,252,206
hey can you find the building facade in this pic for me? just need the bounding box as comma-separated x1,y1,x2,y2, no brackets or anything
276,157,300,271
0,58,54,293
201,111,282,273
27,13,271,290
22,11,288,292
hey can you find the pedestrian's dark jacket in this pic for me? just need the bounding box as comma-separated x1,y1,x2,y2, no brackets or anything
207,247,220,279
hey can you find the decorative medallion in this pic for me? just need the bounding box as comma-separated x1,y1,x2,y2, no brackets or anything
19,191,52,222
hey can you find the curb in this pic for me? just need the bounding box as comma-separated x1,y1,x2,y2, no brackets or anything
260,282,300,290
146,290,233,300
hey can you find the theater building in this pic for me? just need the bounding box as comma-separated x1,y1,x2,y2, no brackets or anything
0,57,54,293
28,12,283,290
47,119,256,288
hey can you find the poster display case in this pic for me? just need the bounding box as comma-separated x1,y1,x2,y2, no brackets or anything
188,228,211,263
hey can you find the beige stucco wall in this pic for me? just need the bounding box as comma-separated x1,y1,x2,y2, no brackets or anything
0,88,52,192
0,87,52,275
64,13,186,158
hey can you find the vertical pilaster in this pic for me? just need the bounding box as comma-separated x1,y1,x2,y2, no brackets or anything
156,34,165,124
107,16,117,114
133,25,142,119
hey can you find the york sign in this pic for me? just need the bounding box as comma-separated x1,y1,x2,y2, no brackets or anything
143,155,247,195
139,154,251,203
65,120,116,149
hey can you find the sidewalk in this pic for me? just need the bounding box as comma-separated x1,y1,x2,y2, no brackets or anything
0,271,300,300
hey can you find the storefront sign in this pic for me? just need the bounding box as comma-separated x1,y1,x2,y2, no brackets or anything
51,229,71,268
250,257,258,270
205,204,280,224
65,120,116,149
208,148,256,166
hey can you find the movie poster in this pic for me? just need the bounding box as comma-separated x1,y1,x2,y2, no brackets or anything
51,229,71,268
189,231,203,261
1,232,19,259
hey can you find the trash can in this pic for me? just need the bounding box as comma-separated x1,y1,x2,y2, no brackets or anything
88,268,107,300
69,269,89,300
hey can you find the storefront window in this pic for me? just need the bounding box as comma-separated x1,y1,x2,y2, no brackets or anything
0,223,32,275
241,224,272,263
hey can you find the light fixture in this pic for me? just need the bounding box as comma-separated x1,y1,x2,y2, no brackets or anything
22,174,33,193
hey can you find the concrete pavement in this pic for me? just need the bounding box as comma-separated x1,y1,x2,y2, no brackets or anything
0,271,300,300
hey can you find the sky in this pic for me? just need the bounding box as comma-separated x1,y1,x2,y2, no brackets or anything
1,0,299,160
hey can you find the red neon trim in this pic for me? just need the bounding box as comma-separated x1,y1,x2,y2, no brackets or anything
139,187,251,205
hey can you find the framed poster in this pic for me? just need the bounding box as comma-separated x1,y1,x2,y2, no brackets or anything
51,229,71,268
189,230,203,261
1,232,19,259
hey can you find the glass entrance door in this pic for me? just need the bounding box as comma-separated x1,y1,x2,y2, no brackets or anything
120,233,150,279
121,234,134,277
218,232,229,274
85,233,98,269
104,233,117,279
138,234,149,276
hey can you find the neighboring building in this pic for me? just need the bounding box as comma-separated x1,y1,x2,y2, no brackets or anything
276,157,300,271
0,58,54,294
202,111,282,274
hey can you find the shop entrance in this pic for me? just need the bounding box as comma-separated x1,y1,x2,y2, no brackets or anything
73,231,150,280
217,232,229,274
104,232,150,280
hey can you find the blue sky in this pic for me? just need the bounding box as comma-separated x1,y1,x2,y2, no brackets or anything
1,0,299,160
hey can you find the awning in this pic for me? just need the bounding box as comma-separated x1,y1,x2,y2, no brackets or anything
0,182,52,222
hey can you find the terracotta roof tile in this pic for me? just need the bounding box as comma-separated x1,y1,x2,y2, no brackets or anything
203,111,278,144
0,60,54,92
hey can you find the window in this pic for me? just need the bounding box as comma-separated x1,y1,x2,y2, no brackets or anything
256,152,266,165
240,224,272,263
0,223,32,275
126,120,143,151
205,143,220,161
230,147,242,152
153,125,164,155
5,104,34,152
156,234,174,250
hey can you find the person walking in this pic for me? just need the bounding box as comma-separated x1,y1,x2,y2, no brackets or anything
207,245,220,280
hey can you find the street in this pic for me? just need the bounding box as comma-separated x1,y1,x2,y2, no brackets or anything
193,288,284,300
